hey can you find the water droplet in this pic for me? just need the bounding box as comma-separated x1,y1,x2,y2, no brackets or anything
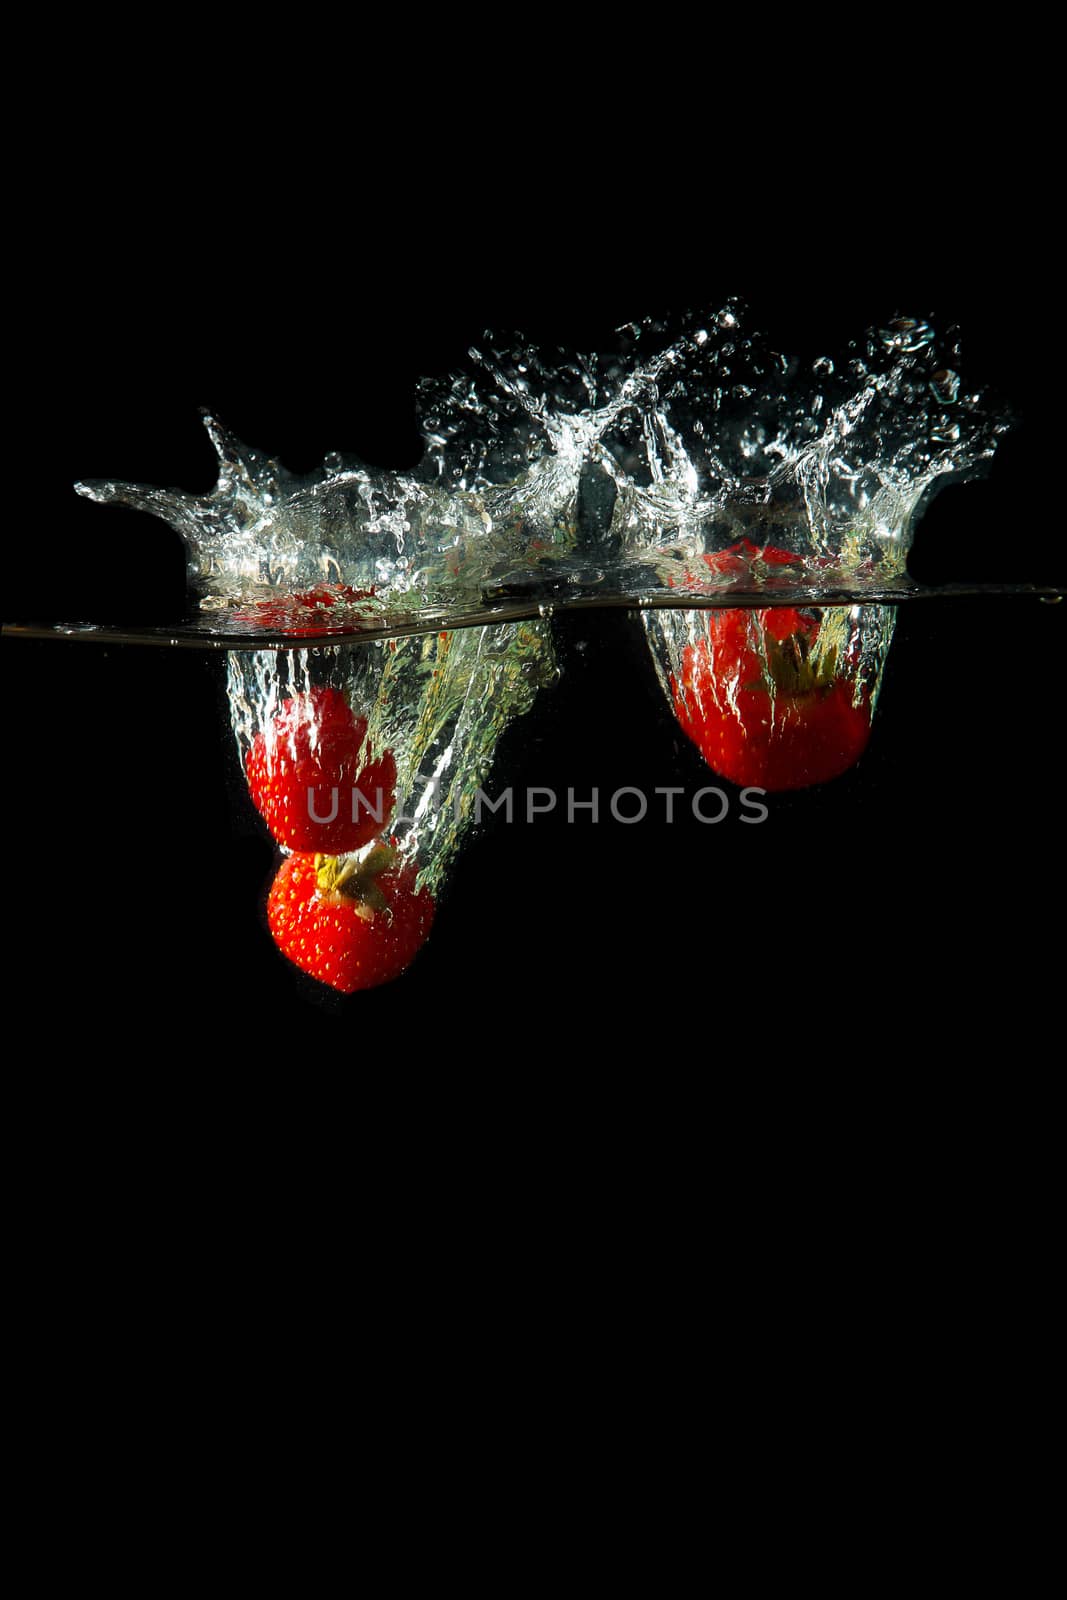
879,318,935,352
930,368,960,403
848,359,868,379
323,451,343,472
813,356,834,377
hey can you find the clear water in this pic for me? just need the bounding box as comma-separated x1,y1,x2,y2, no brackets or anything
72,302,1013,637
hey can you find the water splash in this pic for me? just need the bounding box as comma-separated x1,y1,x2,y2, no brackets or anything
75,302,1011,636
589,306,1008,583
76,401,589,628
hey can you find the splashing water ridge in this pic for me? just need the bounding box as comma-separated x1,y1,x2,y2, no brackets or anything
73,303,1011,637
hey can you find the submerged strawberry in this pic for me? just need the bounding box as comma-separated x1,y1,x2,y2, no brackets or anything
245,686,397,854
233,585,376,637
267,845,436,993
671,544,873,791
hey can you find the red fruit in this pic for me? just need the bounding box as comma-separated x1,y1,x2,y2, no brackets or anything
245,686,397,854
671,544,872,790
267,847,436,993
701,539,801,581
233,585,376,637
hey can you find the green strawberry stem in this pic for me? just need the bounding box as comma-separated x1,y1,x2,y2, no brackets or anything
314,843,398,921
752,628,840,697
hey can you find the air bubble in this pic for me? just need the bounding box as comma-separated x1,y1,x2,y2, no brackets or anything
930,369,960,404
879,318,935,352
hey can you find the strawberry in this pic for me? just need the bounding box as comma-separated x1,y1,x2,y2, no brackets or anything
670,543,872,791
232,585,376,637
267,845,436,993
667,535,806,594
245,686,397,854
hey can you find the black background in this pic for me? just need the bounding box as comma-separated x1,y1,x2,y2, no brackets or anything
4,50,1060,1546
5,191,1062,1051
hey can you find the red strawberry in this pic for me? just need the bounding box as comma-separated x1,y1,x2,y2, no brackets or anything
245,686,397,854
671,544,872,790
668,536,806,593
267,846,436,993
233,585,376,637
702,539,801,582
